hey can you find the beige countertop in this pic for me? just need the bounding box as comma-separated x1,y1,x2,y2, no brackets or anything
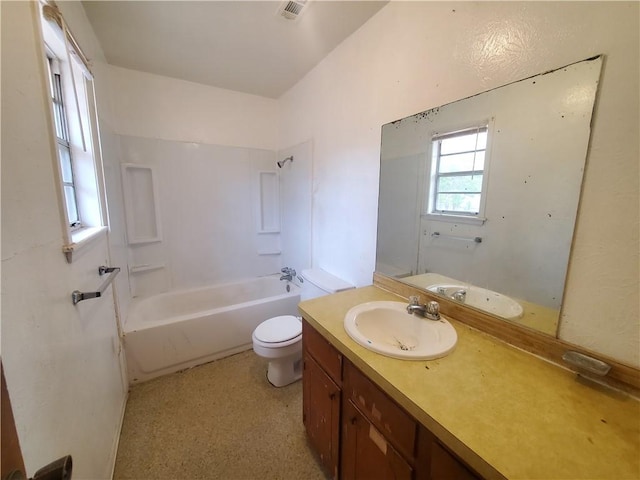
299,286,640,480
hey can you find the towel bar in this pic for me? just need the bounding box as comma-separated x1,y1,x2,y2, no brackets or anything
431,232,482,243
71,266,120,305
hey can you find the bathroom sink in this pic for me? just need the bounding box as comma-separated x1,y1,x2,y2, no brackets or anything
426,284,524,320
343,301,457,360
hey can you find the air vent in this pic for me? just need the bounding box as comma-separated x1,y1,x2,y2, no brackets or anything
276,0,308,21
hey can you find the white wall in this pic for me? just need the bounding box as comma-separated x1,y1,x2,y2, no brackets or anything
108,65,279,150
278,2,639,367
1,1,127,477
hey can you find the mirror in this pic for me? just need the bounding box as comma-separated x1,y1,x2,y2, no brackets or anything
376,57,602,336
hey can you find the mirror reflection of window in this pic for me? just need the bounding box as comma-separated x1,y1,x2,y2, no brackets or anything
377,56,603,335
429,126,488,217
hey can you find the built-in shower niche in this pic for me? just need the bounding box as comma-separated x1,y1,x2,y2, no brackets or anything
121,163,162,244
258,171,280,234
121,163,167,296
256,171,282,257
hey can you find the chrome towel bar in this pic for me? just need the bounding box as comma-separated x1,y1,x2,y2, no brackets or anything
431,232,482,243
71,266,120,305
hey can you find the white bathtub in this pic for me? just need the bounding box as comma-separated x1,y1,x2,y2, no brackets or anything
124,276,301,383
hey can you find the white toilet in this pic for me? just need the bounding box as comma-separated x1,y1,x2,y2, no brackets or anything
252,268,354,387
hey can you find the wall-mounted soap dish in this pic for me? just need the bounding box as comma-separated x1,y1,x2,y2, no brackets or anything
562,351,612,376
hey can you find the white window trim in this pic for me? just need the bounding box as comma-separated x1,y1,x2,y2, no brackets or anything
423,212,487,226
38,2,109,262
62,227,109,263
424,118,495,225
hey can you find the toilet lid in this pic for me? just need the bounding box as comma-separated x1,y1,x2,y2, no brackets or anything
254,315,301,343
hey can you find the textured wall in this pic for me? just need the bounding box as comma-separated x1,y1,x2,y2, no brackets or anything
278,2,639,367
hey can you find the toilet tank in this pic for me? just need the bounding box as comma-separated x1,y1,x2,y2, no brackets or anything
300,268,354,301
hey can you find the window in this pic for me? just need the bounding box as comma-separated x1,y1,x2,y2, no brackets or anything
46,56,81,229
40,3,107,261
428,126,489,219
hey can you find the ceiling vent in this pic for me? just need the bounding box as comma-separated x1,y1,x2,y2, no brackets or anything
276,0,308,21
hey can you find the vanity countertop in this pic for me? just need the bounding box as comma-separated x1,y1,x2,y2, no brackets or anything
298,286,640,480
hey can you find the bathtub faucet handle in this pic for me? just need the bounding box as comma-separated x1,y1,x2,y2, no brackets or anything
280,267,296,282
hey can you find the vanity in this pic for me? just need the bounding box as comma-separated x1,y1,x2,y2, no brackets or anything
299,285,640,479
299,54,638,479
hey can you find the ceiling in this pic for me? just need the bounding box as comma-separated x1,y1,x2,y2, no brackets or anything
82,1,388,99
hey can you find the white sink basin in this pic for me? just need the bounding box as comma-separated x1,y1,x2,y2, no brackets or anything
426,284,524,320
344,301,457,360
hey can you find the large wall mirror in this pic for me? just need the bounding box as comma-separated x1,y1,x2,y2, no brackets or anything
376,56,602,337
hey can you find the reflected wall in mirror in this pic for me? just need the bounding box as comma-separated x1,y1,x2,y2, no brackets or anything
376,56,602,336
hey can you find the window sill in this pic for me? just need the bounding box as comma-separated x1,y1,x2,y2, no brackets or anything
62,226,108,263
422,213,486,226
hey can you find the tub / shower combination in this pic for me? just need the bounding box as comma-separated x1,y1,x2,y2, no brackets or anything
124,275,301,383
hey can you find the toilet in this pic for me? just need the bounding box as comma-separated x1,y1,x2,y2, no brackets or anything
252,268,354,387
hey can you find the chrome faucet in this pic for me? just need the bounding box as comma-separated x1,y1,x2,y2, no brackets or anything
407,296,440,320
451,289,467,303
280,267,296,282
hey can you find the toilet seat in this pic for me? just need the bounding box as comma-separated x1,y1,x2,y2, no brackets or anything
253,315,301,348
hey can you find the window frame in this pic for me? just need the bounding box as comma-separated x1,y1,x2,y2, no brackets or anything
424,121,494,225
46,53,82,230
39,7,109,262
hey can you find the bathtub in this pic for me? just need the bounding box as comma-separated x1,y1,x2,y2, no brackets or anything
123,276,301,383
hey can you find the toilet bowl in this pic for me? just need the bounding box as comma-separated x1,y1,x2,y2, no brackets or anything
252,315,302,387
252,268,354,387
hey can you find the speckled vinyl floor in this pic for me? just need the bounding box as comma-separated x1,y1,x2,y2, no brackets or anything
113,350,328,480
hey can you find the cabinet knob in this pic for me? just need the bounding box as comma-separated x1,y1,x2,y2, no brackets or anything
350,417,357,425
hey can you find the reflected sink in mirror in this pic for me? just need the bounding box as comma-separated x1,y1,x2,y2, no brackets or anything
426,284,523,320
402,273,559,336
344,301,457,360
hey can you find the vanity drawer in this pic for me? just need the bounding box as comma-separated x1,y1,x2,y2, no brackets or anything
303,320,342,385
343,360,417,461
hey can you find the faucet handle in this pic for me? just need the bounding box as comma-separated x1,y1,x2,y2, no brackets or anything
409,295,420,306
425,301,440,320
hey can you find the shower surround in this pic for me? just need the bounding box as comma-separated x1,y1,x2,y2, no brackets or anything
119,135,283,298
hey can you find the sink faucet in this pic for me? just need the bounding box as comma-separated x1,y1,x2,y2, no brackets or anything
451,289,467,303
407,296,440,320
280,267,296,282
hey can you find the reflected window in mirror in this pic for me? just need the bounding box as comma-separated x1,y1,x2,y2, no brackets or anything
376,56,603,336
428,125,490,222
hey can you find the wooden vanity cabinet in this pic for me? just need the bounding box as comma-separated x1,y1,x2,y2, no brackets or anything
302,320,343,479
302,320,480,480
341,398,413,480
341,359,415,479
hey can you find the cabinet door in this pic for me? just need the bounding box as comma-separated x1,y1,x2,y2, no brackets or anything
416,425,480,480
341,400,413,480
303,320,342,384
303,352,341,479
430,442,478,480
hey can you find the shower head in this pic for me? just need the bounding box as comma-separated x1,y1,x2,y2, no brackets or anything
277,156,293,168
